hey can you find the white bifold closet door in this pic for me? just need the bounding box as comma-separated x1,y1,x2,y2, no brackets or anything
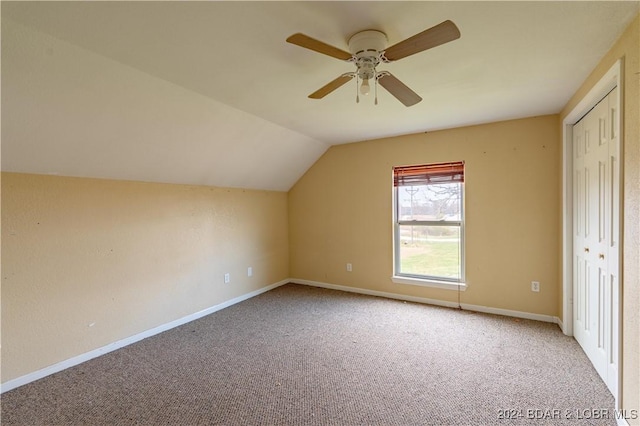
572,87,619,396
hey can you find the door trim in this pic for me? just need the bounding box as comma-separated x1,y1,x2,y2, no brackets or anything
561,58,623,401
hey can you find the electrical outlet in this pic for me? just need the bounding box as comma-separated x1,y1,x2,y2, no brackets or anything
346,263,352,272
531,281,540,292
247,267,253,277
224,273,230,284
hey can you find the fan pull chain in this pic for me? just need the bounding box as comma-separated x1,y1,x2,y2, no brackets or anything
374,76,378,105
355,74,360,103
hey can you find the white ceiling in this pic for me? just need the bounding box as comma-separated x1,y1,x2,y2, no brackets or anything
2,1,638,190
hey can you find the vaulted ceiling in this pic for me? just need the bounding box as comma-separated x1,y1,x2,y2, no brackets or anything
2,1,638,191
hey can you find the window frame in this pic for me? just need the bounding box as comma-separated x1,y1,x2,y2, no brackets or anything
391,164,467,291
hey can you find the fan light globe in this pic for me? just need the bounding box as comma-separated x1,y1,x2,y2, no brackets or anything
360,79,371,95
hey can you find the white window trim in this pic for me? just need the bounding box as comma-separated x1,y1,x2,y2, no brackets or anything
392,177,466,288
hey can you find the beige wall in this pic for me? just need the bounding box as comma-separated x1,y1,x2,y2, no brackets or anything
289,115,560,317
1,173,289,382
560,13,639,419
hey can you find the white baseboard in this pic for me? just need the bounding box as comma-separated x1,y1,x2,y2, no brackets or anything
291,279,559,324
1,279,289,393
459,302,558,323
2,278,563,393
292,278,461,309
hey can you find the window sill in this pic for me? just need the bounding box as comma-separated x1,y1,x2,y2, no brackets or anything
391,276,467,291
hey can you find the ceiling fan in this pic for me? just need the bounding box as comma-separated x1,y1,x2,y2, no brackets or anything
286,20,460,107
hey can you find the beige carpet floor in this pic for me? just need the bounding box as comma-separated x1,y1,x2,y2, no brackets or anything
1,283,615,425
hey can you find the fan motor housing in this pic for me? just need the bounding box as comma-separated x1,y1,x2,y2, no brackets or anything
348,30,387,81
348,30,387,56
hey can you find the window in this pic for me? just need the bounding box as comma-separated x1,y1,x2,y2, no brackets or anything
393,162,465,287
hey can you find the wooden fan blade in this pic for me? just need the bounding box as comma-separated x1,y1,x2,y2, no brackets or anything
309,74,354,99
378,73,422,106
286,33,353,61
384,20,460,61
